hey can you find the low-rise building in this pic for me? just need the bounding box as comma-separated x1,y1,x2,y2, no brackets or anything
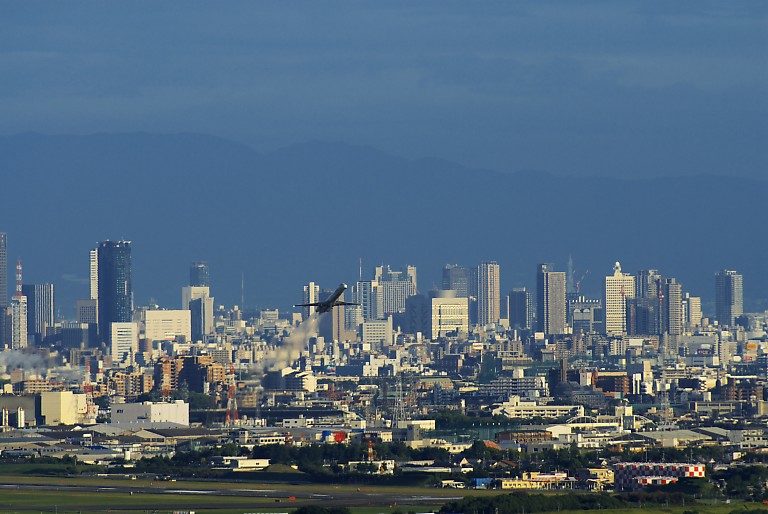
111,400,189,426
492,396,584,419
613,462,705,491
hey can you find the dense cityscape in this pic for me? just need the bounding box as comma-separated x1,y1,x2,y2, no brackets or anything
0,230,767,510
2,1,765,512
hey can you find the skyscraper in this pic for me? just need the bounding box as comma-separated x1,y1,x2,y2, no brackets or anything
477,262,500,326
537,264,566,335
715,269,743,327
10,258,27,349
189,261,209,287
0,232,7,309
660,278,682,337
604,262,635,335
375,265,417,315
0,233,7,346
89,249,98,301
97,240,132,343
635,269,661,299
353,280,382,322
509,287,533,330
441,264,470,298
21,283,54,345
684,293,702,329
302,281,320,319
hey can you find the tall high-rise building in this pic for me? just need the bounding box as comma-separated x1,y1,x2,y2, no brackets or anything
374,265,417,315
97,240,132,343
302,282,320,320
715,269,743,327
605,262,635,335
10,258,27,349
477,262,500,326
189,261,209,287
660,278,683,337
509,288,533,330
189,297,215,342
684,293,702,329
537,264,566,335
635,269,661,299
89,249,98,301
0,232,7,346
441,264,470,298
182,285,213,341
21,283,54,345
626,297,658,336
353,280,382,321
10,296,27,350
0,232,7,309
659,277,683,358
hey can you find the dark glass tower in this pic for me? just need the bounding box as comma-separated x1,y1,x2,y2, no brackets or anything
0,232,7,309
441,264,469,298
715,269,743,327
189,261,209,287
97,240,132,343
509,287,533,330
0,232,6,346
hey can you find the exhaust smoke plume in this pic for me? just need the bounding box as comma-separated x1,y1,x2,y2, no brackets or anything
263,313,320,372
0,350,47,372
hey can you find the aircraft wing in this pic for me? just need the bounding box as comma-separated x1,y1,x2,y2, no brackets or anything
294,303,322,307
334,301,360,306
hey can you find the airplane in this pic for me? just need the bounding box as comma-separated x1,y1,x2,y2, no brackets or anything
294,283,359,314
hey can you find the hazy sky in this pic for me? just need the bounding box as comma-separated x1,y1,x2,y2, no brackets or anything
2,1,766,178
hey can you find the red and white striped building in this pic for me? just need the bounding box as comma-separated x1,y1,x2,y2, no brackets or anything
613,462,706,490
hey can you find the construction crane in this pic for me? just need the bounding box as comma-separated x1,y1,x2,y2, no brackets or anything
574,270,590,295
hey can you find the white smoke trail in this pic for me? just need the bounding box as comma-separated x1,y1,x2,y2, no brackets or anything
0,350,47,371
262,313,321,372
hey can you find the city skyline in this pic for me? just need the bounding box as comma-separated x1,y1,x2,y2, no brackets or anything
0,134,766,316
0,230,752,328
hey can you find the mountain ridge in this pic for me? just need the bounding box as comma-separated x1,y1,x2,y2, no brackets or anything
0,132,765,316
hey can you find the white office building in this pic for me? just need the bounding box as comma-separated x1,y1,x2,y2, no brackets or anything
111,400,189,426
431,292,469,339
111,322,139,367
362,317,394,345
477,262,500,326
302,281,320,320
605,262,635,335
89,248,98,300
144,309,191,342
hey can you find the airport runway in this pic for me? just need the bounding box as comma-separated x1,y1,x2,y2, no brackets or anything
0,480,460,511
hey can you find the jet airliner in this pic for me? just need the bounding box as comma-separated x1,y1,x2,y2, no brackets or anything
294,283,358,314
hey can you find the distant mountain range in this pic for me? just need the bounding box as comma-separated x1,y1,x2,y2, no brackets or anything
1,132,765,317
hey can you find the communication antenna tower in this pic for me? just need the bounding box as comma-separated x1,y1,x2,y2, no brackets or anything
225,363,239,426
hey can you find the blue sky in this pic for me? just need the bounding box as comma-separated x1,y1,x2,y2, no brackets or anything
1,1,766,178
